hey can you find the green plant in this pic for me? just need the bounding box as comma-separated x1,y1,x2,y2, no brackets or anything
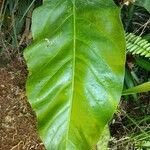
135,0,150,13
110,109,150,149
126,32,150,58
135,57,150,71
123,81,150,95
123,32,150,100
0,0,41,61
24,0,126,149
23,0,150,149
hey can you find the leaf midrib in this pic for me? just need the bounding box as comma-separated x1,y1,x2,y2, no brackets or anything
66,0,76,147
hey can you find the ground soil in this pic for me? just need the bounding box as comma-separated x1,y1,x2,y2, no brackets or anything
0,58,45,150
0,57,149,150
0,57,150,150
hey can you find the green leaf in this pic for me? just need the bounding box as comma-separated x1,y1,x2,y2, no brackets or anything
97,125,110,150
24,0,125,149
135,57,150,72
126,33,150,58
135,0,150,13
122,82,150,95
124,68,138,100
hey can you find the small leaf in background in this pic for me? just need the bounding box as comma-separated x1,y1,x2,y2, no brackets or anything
123,82,150,95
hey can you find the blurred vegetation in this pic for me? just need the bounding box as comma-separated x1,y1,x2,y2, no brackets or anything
0,0,42,64
110,1,150,149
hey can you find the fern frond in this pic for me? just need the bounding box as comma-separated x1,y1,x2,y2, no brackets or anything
126,33,150,58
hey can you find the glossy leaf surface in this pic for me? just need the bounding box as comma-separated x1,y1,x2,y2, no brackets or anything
24,0,125,149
